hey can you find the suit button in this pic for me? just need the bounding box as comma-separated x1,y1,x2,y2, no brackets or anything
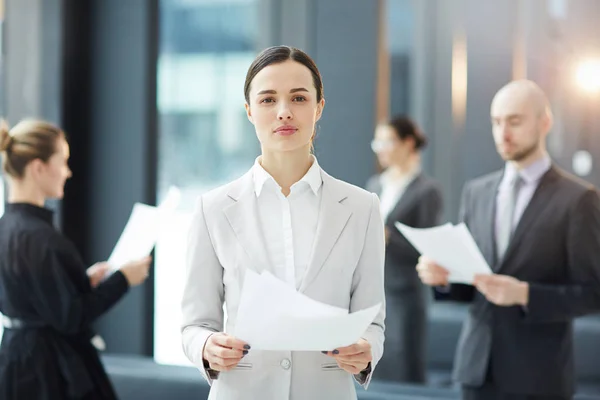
280,358,291,370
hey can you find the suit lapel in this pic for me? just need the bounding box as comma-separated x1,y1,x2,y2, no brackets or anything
299,172,352,293
483,173,502,269
385,174,422,225
497,167,559,269
223,172,272,274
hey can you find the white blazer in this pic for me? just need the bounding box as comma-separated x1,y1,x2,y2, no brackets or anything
181,168,386,400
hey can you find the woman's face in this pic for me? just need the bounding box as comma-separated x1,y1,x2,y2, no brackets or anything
36,137,72,199
371,124,411,168
245,60,325,155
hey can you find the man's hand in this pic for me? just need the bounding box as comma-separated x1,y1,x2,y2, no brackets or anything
323,338,372,375
416,256,450,286
473,274,529,306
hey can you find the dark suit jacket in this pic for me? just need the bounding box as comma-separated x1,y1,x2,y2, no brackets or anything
368,173,443,291
440,165,600,397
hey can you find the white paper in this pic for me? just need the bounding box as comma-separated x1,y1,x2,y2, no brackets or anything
258,271,348,317
395,222,492,284
108,187,181,270
234,270,380,351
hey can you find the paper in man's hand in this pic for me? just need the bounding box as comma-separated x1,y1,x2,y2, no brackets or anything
395,222,492,284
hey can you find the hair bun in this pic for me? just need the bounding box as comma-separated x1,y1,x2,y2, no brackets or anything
0,120,12,152
414,129,428,150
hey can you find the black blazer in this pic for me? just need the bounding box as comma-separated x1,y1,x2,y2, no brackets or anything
368,173,443,291
441,165,600,397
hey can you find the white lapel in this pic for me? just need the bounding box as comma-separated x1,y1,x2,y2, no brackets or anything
222,171,273,274
299,171,353,293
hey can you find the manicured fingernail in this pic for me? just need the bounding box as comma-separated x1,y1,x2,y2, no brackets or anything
321,351,328,354
243,350,248,355
332,349,339,355
244,344,251,350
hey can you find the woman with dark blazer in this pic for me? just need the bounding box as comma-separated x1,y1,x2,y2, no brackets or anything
367,116,443,384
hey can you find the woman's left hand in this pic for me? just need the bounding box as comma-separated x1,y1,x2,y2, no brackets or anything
87,262,110,288
323,338,372,374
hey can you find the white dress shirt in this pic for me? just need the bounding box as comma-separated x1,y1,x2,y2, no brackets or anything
252,156,323,289
378,167,420,222
495,155,552,239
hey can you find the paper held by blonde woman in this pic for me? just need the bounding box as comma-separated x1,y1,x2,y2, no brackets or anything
108,186,181,270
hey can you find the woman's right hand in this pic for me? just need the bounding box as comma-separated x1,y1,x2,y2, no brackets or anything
203,333,250,372
119,256,152,287
416,255,450,286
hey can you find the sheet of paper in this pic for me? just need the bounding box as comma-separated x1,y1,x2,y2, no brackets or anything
259,271,348,317
242,304,381,351
454,223,492,273
108,186,181,270
395,222,492,284
233,270,380,351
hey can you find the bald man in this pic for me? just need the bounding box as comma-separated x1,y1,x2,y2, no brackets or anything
417,80,600,400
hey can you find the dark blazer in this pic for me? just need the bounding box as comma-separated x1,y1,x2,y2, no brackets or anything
367,172,443,383
440,165,600,397
368,173,444,291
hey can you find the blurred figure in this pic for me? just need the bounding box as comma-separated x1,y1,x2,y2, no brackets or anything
367,116,443,383
417,80,600,400
0,120,152,400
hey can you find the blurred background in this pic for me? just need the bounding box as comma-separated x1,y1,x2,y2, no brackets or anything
1,0,599,399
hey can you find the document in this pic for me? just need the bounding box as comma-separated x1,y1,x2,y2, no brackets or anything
395,222,492,284
108,187,181,270
233,270,381,351
254,271,349,318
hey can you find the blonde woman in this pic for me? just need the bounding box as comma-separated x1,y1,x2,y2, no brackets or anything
0,120,151,400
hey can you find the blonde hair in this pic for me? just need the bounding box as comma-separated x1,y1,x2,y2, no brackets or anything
0,119,65,178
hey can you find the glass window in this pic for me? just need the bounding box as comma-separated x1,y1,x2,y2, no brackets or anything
387,0,414,117
154,0,260,366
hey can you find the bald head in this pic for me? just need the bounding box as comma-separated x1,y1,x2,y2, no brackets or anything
491,79,552,120
490,80,552,165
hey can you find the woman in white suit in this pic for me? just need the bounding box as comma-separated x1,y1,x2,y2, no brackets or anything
181,46,386,400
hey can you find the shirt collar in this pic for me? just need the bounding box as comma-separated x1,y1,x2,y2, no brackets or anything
252,157,273,197
6,203,54,226
503,154,552,185
380,165,421,187
252,155,323,197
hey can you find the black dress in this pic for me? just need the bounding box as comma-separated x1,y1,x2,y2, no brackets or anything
0,203,129,399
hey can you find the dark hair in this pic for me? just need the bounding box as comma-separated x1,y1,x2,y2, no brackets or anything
387,116,428,150
244,46,324,104
0,119,65,178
